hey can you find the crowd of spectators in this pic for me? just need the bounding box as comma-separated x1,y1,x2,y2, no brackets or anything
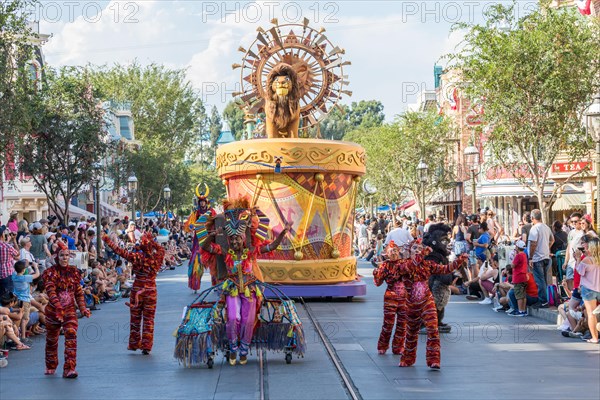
0,211,193,368
358,207,600,344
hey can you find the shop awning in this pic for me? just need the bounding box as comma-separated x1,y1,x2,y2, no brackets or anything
55,202,95,219
398,200,416,210
552,194,586,211
100,201,127,218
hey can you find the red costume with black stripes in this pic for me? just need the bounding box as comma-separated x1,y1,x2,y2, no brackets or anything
380,240,467,369
43,246,90,378
373,261,407,355
103,233,165,353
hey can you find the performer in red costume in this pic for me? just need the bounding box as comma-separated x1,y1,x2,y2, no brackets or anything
103,232,165,354
380,238,468,369
43,241,91,378
373,241,407,355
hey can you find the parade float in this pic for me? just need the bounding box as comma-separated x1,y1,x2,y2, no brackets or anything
216,18,366,297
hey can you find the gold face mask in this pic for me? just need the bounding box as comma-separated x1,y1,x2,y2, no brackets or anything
272,76,291,97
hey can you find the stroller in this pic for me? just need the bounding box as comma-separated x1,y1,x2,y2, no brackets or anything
174,281,306,368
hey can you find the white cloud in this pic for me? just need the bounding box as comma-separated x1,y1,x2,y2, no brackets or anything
40,1,474,120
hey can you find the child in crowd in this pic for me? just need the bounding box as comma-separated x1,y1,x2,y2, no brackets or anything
509,240,529,317
11,260,40,342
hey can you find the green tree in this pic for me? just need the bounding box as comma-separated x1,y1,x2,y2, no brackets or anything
448,2,600,221
0,0,37,171
209,105,223,147
88,62,205,159
223,101,245,140
20,67,110,223
346,110,455,216
87,62,208,214
348,100,385,129
126,146,191,215
318,104,351,140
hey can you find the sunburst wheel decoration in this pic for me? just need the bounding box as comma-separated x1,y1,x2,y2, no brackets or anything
232,18,352,135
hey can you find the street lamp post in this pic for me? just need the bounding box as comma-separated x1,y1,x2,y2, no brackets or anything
464,143,480,214
163,186,171,226
585,92,600,228
127,175,138,223
417,159,428,220
92,162,102,255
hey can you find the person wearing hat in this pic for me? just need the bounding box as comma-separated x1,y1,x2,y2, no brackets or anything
30,222,52,265
507,240,530,317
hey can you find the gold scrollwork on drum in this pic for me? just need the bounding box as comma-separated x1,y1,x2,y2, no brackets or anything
258,257,357,284
216,139,366,178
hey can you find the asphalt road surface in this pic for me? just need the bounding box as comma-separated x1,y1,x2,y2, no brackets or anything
1,261,599,400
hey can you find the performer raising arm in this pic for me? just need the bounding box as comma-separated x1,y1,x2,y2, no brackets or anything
200,197,291,366
102,232,165,355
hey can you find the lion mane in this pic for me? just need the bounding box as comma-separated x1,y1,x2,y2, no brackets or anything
265,63,301,138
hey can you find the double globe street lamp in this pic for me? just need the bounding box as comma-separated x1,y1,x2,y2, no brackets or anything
464,143,480,214
163,186,171,223
417,159,428,220
127,175,138,223
585,92,600,227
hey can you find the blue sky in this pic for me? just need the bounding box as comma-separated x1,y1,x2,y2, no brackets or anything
36,0,538,120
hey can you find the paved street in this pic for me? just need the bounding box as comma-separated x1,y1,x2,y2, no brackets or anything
1,261,599,400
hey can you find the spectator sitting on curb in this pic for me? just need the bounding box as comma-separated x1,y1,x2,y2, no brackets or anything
492,265,514,312
463,253,499,305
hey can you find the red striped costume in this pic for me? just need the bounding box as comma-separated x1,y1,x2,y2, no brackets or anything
43,259,90,378
373,262,408,355
103,234,165,353
394,252,468,368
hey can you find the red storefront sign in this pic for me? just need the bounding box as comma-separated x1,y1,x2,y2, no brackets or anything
551,162,591,173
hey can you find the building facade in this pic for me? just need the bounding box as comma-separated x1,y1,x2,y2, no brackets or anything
0,22,50,225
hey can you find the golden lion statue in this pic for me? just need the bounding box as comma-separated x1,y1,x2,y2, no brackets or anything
265,63,300,138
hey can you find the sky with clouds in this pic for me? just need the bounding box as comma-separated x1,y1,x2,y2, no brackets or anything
34,0,536,120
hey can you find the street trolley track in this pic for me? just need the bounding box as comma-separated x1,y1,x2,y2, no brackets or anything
257,298,363,400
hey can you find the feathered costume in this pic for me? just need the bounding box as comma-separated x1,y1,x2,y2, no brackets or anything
184,183,216,291
43,241,91,378
379,238,468,369
199,196,290,365
103,232,165,353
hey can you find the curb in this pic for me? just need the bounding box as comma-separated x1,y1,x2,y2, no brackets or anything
527,306,559,324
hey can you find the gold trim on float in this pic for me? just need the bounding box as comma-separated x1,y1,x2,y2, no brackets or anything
216,139,366,178
258,257,357,284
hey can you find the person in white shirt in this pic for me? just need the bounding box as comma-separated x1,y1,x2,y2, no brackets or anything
528,209,554,307
384,219,413,247
563,212,585,291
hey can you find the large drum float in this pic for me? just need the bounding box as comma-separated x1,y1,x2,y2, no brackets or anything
218,19,366,297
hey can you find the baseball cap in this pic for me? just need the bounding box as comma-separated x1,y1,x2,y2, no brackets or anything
515,240,526,250
45,232,56,239
31,222,43,231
